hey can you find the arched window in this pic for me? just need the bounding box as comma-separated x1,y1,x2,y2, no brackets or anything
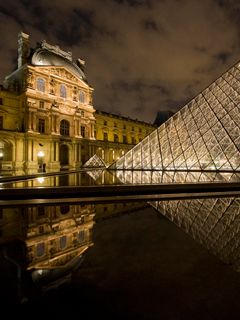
36,78,45,92
60,119,70,136
79,91,85,103
60,84,67,98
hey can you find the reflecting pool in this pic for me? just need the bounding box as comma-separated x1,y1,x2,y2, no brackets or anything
1,169,240,188
1,196,240,319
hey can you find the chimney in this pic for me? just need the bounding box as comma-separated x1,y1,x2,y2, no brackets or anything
18,31,29,68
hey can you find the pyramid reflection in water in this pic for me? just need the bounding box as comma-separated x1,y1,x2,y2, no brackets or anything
150,197,240,272
110,62,240,171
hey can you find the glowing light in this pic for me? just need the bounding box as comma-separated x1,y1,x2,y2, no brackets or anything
37,177,45,184
37,151,45,157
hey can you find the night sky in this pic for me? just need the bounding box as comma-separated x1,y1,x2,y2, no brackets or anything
1,0,240,123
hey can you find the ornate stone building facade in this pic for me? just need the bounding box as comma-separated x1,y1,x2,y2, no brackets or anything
0,32,155,172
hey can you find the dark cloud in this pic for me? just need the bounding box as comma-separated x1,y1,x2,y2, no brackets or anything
55,9,95,46
143,19,159,31
113,0,151,7
215,52,231,64
1,0,240,123
111,80,170,95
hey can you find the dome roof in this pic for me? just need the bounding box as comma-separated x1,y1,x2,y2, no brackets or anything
31,48,87,81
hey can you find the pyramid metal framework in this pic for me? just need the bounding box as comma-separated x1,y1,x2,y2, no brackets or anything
150,197,240,272
113,170,240,185
110,62,240,171
83,154,106,168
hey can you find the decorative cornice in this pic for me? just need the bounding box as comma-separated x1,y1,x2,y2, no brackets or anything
40,40,72,61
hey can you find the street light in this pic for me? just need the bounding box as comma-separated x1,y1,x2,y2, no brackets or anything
37,177,45,184
37,151,45,172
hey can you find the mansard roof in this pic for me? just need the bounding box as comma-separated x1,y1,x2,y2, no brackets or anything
30,40,87,82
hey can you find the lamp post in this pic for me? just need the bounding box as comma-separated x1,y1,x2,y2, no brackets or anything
37,151,45,172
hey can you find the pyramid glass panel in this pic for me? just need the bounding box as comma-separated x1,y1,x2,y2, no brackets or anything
109,61,240,171
110,169,240,185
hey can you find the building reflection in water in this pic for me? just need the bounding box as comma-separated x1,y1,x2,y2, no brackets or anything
0,203,95,303
150,197,240,272
0,200,147,304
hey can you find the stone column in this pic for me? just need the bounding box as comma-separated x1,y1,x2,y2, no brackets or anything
32,112,38,131
56,116,60,134
56,141,59,161
27,112,32,131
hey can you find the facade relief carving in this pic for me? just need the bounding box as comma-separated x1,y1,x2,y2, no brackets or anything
50,68,78,83
60,104,74,115
26,70,34,88
49,78,56,95
27,100,36,109
73,86,78,101
51,100,59,109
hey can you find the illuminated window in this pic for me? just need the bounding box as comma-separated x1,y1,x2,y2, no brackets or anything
38,119,45,133
60,119,70,136
79,91,85,103
36,78,45,92
60,84,67,98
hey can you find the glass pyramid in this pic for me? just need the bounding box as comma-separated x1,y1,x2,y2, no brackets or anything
110,62,240,171
83,154,106,168
112,170,240,185
150,197,240,272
